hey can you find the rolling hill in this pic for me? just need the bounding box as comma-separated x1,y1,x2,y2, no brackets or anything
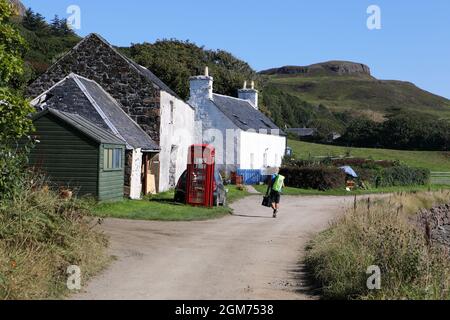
260,61,450,123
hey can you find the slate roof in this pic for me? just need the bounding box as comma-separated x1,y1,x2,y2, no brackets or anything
212,94,286,135
87,33,180,99
32,108,126,145
31,73,160,151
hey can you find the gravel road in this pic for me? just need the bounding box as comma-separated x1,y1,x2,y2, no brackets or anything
72,195,356,300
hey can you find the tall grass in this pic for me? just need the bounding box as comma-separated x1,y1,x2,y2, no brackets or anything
305,191,450,300
0,176,109,299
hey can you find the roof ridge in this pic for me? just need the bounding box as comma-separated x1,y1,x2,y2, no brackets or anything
213,93,252,105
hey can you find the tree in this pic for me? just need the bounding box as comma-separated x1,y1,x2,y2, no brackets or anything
339,118,381,147
0,0,27,88
50,14,61,34
0,0,34,199
129,39,256,100
22,8,48,34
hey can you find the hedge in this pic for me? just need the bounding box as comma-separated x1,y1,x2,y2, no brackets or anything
280,166,346,191
279,165,430,190
375,166,430,187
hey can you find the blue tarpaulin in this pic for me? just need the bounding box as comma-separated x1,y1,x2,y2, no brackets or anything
340,166,358,178
237,169,263,185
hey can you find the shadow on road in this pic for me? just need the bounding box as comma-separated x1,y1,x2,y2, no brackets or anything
289,263,323,299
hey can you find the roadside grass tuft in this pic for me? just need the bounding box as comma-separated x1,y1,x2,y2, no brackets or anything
253,184,450,197
0,178,109,300
305,191,450,300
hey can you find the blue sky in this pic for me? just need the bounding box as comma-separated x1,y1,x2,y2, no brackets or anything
21,0,450,98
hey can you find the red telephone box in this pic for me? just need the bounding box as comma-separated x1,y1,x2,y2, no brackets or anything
186,144,215,207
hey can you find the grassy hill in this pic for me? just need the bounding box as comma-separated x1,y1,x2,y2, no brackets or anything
261,62,450,124
288,139,450,172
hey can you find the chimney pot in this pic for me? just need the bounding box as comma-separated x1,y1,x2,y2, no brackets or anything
238,82,258,110
189,67,214,102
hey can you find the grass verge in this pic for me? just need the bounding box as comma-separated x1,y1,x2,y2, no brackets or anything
93,186,249,221
0,179,109,299
305,190,450,300
253,184,450,196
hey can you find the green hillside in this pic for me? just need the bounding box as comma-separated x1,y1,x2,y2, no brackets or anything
289,140,450,172
262,65,450,123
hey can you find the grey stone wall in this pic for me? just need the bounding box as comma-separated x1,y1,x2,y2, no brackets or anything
27,34,162,143
416,204,450,247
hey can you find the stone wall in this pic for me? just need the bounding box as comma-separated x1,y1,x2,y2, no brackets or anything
27,34,162,143
416,204,450,247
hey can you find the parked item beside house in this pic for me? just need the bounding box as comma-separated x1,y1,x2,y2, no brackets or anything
30,109,126,202
27,33,194,194
188,68,286,175
174,169,227,207
175,145,226,207
31,73,158,199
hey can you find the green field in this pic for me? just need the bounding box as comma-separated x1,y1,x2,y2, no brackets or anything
93,186,249,221
288,140,450,172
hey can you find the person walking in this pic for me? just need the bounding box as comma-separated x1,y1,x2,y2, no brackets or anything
267,170,285,218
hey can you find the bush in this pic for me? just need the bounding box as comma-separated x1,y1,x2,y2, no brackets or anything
0,174,109,299
0,89,35,201
305,191,450,300
376,166,430,187
280,166,346,191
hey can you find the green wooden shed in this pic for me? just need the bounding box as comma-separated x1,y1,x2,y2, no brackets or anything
30,108,126,201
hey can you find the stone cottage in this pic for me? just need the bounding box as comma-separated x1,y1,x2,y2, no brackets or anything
27,33,194,193
31,73,159,199
188,68,287,174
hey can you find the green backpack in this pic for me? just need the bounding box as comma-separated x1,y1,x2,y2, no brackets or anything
272,174,285,192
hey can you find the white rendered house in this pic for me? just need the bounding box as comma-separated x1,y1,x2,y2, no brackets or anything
188,68,287,174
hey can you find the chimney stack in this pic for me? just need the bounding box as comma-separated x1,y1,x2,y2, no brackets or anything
189,66,213,102
238,80,258,110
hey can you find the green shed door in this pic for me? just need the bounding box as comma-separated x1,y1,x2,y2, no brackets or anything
98,144,125,201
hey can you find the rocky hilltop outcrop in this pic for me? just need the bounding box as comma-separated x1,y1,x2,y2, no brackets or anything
260,61,372,77
8,0,26,17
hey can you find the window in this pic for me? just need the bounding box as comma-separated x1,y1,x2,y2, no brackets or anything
263,152,268,167
104,148,122,170
170,101,174,124
250,153,255,169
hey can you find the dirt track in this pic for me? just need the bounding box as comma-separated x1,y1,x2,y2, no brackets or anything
72,195,356,300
